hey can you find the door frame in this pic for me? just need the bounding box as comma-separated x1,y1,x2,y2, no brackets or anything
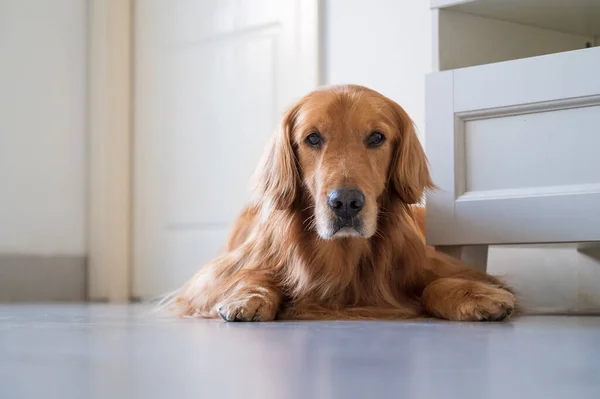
87,0,133,301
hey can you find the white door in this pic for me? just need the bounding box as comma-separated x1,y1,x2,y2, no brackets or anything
134,0,319,299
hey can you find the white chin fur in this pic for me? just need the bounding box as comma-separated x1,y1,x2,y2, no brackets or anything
315,227,364,239
316,224,374,239
333,227,362,238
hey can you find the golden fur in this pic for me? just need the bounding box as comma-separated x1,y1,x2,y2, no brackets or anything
172,85,516,321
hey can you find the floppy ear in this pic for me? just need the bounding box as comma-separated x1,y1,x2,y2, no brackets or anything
251,105,300,210
389,103,435,204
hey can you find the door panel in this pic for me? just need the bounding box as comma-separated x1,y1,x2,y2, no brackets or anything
134,0,318,298
164,35,277,225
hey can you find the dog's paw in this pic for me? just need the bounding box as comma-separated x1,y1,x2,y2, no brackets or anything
423,279,516,322
216,295,277,322
456,287,515,321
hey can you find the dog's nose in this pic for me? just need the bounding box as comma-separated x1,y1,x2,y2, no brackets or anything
327,189,365,218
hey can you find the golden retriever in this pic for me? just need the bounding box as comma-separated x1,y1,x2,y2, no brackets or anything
171,85,516,321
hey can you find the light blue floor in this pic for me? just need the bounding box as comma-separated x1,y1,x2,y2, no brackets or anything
1,304,599,399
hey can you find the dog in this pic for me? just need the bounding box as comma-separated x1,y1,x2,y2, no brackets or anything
171,85,516,321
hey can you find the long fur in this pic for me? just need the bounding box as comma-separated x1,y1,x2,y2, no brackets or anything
170,85,516,322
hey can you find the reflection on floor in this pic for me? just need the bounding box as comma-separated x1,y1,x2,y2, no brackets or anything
1,304,599,399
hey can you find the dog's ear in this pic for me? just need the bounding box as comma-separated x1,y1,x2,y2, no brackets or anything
389,102,434,204
251,104,300,210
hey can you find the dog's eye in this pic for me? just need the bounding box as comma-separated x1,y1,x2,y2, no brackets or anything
367,132,386,148
305,132,323,148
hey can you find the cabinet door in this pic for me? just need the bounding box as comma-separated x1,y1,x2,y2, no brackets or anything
426,47,600,246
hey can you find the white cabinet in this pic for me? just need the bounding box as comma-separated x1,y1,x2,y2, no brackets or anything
426,0,600,268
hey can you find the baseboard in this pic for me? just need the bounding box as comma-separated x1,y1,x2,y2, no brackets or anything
0,254,86,302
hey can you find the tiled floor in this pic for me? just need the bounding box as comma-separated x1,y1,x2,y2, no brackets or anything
1,304,599,399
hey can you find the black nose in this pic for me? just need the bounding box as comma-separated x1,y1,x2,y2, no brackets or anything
327,189,365,218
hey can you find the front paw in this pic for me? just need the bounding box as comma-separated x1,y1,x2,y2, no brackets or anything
423,278,516,322
457,288,515,321
216,294,277,322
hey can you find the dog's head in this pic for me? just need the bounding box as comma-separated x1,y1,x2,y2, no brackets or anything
253,85,433,239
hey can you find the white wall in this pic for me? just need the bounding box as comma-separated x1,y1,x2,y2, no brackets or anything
0,0,87,255
323,0,431,138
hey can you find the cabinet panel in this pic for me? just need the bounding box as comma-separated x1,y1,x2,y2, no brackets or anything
426,48,600,245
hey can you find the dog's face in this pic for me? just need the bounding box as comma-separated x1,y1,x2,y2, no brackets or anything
253,85,433,240
292,89,396,239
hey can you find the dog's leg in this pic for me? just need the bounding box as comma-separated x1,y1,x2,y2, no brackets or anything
422,278,515,321
215,270,281,322
172,248,281,321
414,250,516,321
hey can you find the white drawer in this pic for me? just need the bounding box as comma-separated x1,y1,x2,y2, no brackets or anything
426,47,600,245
